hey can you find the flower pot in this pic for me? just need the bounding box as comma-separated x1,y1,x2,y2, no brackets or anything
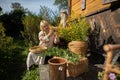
48,57,67,80
67,57,88,78
68,41,88,56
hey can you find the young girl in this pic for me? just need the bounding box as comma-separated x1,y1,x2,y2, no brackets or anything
26,20,59,70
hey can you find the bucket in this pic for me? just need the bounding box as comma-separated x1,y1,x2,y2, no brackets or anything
48,57,67,80
39,64,49,80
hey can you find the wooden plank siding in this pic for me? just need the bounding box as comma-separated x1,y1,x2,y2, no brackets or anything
87,7,120,53
70,0,111,16
68,0,120,54
71,0,80,6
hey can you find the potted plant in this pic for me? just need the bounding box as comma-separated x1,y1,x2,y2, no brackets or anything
43,47,88,78
62,49,88,78
58,15,89,56
56,15,90,77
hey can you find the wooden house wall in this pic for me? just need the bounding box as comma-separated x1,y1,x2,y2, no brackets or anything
87,7,120,52
70,0,111,16
68,0,120,53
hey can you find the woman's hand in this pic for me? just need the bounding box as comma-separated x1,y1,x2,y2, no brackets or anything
54,34,60,44
43,36,49,42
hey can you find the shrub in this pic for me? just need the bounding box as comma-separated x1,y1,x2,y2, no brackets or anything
58,15,89,42
22,68,39,80
21,12,40,47
43,47,82,63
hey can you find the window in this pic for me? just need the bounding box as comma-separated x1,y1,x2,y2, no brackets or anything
81,0,86,10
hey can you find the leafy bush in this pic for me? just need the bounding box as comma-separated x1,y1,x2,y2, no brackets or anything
21,12,41,47
0,23,27,80
43,47,82,63
22,68,39,80
58,16,89,42
0,23,13,49
0,10,25,39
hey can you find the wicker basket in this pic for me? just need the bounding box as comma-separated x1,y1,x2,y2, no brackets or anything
68,41,88,56
67,57,88,78
29,46,47,54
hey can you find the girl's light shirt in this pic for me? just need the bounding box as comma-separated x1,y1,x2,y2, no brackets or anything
38,31,54,48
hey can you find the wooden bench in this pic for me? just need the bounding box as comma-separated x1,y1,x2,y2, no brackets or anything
103,44,120,80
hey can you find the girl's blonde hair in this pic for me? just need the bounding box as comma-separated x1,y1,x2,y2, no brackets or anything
40,20,49,30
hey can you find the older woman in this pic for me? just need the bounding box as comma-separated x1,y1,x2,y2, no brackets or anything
26,20,59,70
59,10,68,28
